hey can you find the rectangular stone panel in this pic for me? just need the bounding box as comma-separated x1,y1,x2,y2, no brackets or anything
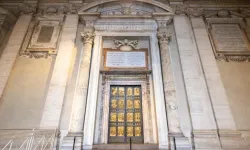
211,24,250,52
37,26,54,43
103,49,148,70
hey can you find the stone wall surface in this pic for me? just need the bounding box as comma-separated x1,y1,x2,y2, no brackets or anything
40,14,78,128
59,24,83,131
217,62,250,130
0,0,250,149
191,17,236,130
174,15,217,130
0,15,32,100
0,58,53,128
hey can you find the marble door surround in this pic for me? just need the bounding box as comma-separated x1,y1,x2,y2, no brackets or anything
83,29,170,149
75,9,175,149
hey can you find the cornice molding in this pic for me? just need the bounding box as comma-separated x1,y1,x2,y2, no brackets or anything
0,7,17,45
216,55,250,62
18,3,37,14
175,6,250,18
0,7,17,27
1,2,250,19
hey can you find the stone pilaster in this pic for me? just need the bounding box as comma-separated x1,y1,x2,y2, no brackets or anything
69,31,95,133
61,31,95,150
0,14,31,99
190,17,236,130
158,32,181,133
149,33,170,149
174,15,217,130
82,34,102,150
40,14,78,128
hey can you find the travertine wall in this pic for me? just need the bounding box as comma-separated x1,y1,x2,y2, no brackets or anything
0,58,53,128
217,62,250,130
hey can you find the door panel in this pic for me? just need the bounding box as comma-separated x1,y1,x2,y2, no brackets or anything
108,85,143,143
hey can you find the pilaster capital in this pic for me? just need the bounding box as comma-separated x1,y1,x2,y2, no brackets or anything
80,31,95,44
153,14,173,28
157,32,171,44
79,13,100,29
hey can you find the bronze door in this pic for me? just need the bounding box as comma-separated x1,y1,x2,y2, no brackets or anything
108,85,143,143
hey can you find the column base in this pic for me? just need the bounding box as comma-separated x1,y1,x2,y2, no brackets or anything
193,130,249,150
159,144,169,150
60,134,83,150
83,145,93,150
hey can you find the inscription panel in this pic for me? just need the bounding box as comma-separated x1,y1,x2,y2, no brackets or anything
103,49,148,70
212,24,250,52
28,21,61,50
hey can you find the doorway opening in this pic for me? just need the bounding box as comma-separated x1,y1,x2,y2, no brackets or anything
108,85,143,143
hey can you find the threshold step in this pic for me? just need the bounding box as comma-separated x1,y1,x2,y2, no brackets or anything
93,144,159,150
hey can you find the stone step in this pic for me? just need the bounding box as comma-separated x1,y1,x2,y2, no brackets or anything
93,144,159,150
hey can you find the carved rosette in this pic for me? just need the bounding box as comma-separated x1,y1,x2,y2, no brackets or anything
80,31,95,44
157,32,171,44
